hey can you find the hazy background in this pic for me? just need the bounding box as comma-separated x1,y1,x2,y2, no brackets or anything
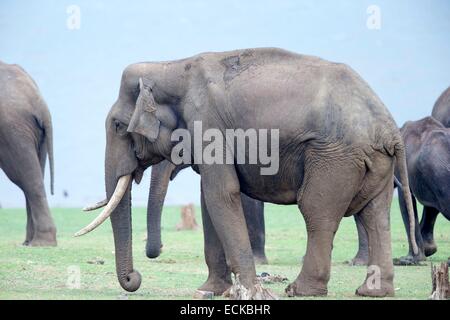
0,0,449,208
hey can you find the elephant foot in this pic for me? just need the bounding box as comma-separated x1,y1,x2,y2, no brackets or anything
198,277,232,296
393,254,426,266
22,240,30,246
285,279,327,297
355,280,394,297
423,240,437,257
28,238,57,247
28,231,57,247
347,255,369,266
254,254,269,265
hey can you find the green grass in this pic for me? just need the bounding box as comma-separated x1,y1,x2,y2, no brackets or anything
0,201,449,300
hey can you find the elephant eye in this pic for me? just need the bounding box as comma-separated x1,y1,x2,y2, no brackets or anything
114,120,127,135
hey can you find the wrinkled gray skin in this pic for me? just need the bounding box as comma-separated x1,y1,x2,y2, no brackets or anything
0,62,56,246
432,86,450,127
351,87,450,266
100,48,416,297
145,160,267,264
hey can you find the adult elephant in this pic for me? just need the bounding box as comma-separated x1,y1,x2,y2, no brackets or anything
0,62,56,246
77,48,416,298
432,86,450,127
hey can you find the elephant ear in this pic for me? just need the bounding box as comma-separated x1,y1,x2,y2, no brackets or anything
127,77,161,142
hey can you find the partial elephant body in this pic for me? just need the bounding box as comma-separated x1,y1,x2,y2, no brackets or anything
353,117,450,266
145,160,267,264
0,62,56,246
81,48,417,297
395,117,450,264
353,88,450,267
432,86,450,128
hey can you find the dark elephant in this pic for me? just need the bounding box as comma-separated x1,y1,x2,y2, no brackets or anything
144,160,268,264
77,48,416,298
393,118,450,264
0,62,56,246
432,86,450,128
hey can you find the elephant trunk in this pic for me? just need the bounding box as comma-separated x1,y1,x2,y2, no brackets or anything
107,172,141,292
146,161,175,258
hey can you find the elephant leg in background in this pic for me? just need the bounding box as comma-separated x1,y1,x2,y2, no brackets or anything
1,139,56,246
23,200,34,246
286,157,361,297
420,206,439,257
393,189,425,265
241,194,267,265
23,143,48,246
355,180,395,297
200,165,256,292
197,187,232,295
348,213,369,266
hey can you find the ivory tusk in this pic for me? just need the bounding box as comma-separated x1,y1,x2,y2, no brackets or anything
83,199,108,212
74,175,131,237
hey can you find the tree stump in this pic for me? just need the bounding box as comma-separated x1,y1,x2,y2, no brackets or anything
430,262,449,300
176,203,198,231
228,275,278,300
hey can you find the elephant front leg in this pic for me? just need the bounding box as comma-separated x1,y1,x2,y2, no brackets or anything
356,183,395,297
199,165,257,296
196,187,233,296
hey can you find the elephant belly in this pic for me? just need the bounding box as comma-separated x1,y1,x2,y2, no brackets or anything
235,162,303,205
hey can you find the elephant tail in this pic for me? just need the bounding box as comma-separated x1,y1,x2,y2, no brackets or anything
394,141,418,255
43,114,55,195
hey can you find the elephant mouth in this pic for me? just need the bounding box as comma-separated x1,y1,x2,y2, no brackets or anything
133,166,144,184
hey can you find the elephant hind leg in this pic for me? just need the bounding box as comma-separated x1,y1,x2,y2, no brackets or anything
355,181,395,297
23,170,57,247
286,156,362,297
420,206,439,257
2,141,56,246
23,200,35,246
393,189,426,265
348,213,369,266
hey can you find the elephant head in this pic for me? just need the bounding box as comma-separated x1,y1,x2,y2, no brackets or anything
77,64,184,292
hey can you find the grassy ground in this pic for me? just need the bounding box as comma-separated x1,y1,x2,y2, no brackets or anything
0,201,449,300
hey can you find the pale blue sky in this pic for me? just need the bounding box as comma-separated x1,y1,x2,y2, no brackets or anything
0,0,449,207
